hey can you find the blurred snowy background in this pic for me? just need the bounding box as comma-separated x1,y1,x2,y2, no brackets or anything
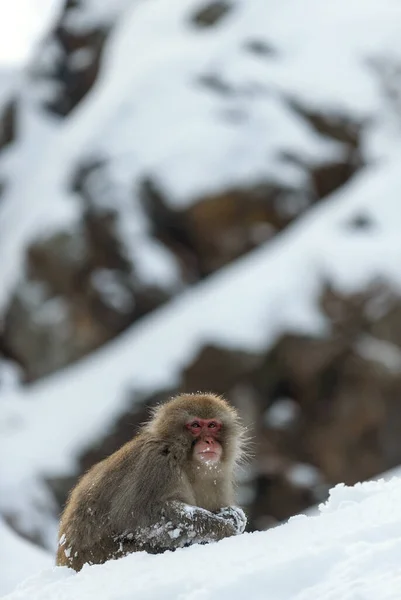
3,0,401,594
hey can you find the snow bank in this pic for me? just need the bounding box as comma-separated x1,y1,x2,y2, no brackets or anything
0,0,61,66
0,518,52,597
5,477,401,600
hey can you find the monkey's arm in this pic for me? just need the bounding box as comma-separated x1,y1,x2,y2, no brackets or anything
124,501,244,552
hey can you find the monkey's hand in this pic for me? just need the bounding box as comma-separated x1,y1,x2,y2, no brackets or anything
131,501,240,552
216,506,247,534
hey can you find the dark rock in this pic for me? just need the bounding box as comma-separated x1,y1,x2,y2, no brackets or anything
249,473,317,529
182,344,262,394
197,73,233,96
286,102,363,199
346,213,376,230
245,40,277,57
0,99,16,151
191,1,232,27
289,103,364,147
84,208,132,273
2,281,110,381
31,1,109,116
140,178,202,282
2,201,170,381
311,158,358,199
142,179,314,277
27,229,89,296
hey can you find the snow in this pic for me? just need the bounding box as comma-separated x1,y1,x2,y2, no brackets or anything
0,517,52,597
264,398,300,429
90,269,134,314
0,0,62,66
2,0,401,311
0,69,21,110
0,359,22,390
68,48,95,72
356,335,401,374
61,0,137,33
5,477,401,599
286,463,321,488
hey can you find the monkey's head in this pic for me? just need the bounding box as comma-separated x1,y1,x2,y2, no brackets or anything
148,393,245,467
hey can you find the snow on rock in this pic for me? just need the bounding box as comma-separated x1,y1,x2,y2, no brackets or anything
5,477,401,600
264,397,300,430
86,0,401,206
0,0,62,66
60,0,136,32
1,0,401,311
286,463,321,489
0,69,20,110
0,517,52,597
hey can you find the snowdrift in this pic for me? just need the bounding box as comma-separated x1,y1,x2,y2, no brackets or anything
4,477,401,600
0,518,51,597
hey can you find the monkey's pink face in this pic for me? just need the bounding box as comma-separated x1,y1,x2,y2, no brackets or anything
186,418,223,464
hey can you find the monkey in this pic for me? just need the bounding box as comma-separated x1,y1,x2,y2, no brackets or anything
56,392,247,571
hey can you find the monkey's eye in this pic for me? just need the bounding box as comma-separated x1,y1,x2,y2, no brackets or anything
208,422,217,429
191,422,201,429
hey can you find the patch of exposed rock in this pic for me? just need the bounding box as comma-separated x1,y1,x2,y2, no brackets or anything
2,211,173,381
141,108,362,277
30,0,109,116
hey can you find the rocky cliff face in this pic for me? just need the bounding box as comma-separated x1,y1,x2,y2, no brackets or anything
2,0,401,548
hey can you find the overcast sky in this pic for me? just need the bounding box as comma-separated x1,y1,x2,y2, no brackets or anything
0,0,60,66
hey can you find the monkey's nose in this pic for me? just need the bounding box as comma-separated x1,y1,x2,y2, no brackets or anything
203,436,215,445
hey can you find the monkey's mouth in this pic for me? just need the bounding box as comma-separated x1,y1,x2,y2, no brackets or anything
194,439,222,463
196,449,220,463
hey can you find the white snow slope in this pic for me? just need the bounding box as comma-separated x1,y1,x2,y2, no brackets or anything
0,0,61,66
5,477,401,600
0,518,51,597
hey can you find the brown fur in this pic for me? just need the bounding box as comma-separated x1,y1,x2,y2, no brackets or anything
56,393,246,571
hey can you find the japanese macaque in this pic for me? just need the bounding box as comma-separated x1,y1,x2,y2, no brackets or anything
56,392,247,571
